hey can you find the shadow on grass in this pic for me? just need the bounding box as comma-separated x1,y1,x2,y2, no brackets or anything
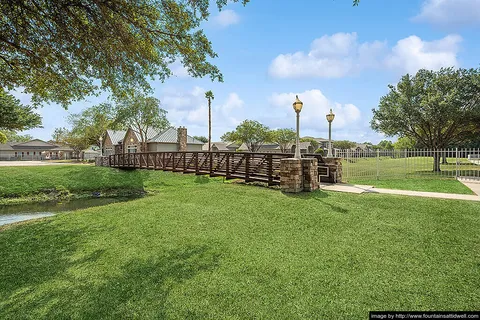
194,175,211,184
0,224,221,319
283,190,349,214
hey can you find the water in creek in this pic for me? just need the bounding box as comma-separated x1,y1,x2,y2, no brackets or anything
0,196,143,226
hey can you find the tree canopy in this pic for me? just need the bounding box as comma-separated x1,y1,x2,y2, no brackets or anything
2,131,33,143
272,129,296,153
0,88,41,131
371,67,480,170
221,120,271,152
0,0,250,107
193,136,208,143
333,140,356,150
114,93,170,152
68,103,118,147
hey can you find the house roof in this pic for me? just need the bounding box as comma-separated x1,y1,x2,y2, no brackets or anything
106,130,127,145
0,139,73,151
148,127,204,144
133,128,161,142
0,144,14,151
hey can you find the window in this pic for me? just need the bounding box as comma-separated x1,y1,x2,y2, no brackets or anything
33,151,36,155
27,152,30,155
21,152,24,157
14,152,17,157
127,145,137,153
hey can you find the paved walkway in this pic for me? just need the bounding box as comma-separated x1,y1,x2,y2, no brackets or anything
0,161,88,167
320,182,480,202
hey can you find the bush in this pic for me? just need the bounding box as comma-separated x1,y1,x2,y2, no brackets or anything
315,148,324,154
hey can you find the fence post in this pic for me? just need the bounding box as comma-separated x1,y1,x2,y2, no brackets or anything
455,148,459,179
404,149,407,178
245,153,251,182
376,149,380,180
226,153,231,179
267,154,273,186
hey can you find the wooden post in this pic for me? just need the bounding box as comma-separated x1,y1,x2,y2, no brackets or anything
172,153,176,171
226,153,231,179
195,153,199,174
183,152,187,172
162,152,166,170
267,154,273,186
245,153,251,182
209,152,213,175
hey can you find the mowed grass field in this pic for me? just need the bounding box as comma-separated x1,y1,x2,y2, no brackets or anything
0,165,145,197
342,155,479,182
1,167,479,319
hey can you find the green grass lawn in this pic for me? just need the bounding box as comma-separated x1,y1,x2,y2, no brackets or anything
348,177,475,194
1,169,479,319
0,165,145,197
342,156,480,181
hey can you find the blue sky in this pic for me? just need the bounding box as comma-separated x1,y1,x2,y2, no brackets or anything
16,0,480,143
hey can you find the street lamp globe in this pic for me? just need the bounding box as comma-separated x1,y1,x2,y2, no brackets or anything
292,95,303,159
326,109,335,158
326,109,335,123
292,95,303,113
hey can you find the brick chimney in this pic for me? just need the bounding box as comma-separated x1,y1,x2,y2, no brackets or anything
177,127,187,152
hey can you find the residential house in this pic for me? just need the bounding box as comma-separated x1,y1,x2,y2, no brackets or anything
102,127,204,155
0,139,74,160
202,142,239,151
235,141,315,153
102,130,127,156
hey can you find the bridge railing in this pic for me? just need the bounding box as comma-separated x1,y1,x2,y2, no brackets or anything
109,151,325,185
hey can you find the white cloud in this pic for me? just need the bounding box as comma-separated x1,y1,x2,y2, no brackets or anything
269,33,387,78
269,32,461,78
212,9,240,28
159,87,245,138
413,0,480,28
169,61,190,78
268,90,361,132
385,35,462,74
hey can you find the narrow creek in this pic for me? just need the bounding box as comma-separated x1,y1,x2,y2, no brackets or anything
0,196,143,227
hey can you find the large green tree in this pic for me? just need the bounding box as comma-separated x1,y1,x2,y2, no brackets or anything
371,67,480,171
2,131,33,143
221,120,271,152
68,103,117,147
271,129,296,153
0,0,252,107
333,140,357,150
0,88,41,131
115,93,170,152
193,135,208,143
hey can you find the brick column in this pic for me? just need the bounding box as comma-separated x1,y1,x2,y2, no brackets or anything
177,127,187,152
302,158,319,191
321,157,342,183
280,158,303,193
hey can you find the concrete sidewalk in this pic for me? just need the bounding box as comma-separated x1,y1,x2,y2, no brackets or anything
320,182,480,202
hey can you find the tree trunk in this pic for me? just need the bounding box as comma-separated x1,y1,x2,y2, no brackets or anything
433,151,441,172
208,98,211,152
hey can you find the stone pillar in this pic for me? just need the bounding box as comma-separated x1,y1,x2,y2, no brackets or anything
95,156,109,167
302,158,319,191
280,158,303,193
177,127,187,152
321,157,342,183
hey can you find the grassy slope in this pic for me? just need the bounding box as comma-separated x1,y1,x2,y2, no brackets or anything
1,170,479,319
0,165,145,197
348,178,474,195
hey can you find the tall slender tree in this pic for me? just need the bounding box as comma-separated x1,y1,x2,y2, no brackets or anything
205,91,214,152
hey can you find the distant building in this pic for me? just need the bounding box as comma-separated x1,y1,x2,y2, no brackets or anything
102,127,204,155
0,139,74,161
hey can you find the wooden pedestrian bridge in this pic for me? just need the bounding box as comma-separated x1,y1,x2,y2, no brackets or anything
108,151,331,185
